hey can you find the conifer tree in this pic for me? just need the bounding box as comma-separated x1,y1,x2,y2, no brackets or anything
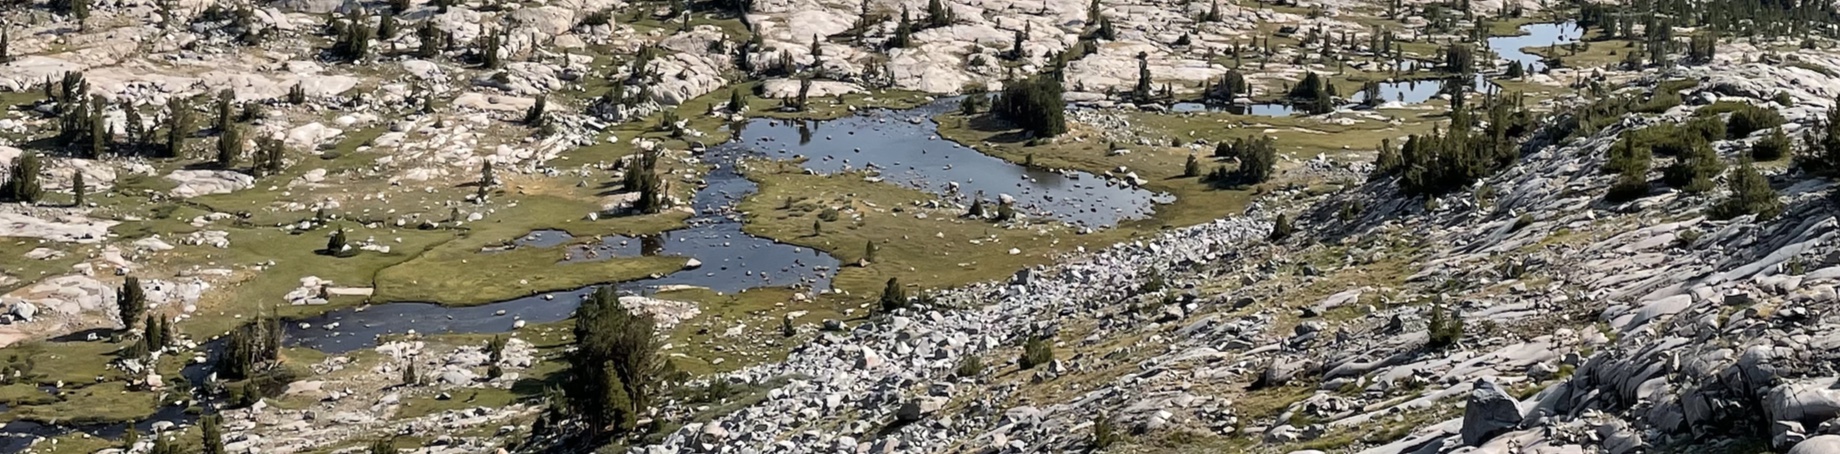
72,171,86,206
3,150,43,203
217,123,243,170
117,277,146,331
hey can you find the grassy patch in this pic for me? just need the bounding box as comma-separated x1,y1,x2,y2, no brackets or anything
736,164,1099,299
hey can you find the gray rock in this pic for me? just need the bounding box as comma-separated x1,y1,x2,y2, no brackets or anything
1461,380,1524,446
9,301,36,322
1770,378,1840,427
896,397,945,422
1792,436,1840,454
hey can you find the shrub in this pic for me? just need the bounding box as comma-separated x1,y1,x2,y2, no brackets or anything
1709,160,1783,221
1603,137,1651,175
1662,143,1723,193
1685,115,1725,143
879,277,908,312
1268,213,1294,242
1425,305,1463,349
1751,126,1791,161
1606,172,1650,203
1093,413,1120,449
1725,104,1786,139
817,208,840,222
1018,336,1053,369
955,355,984,377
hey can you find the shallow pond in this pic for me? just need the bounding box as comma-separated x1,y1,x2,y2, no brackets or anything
284,99,1163,353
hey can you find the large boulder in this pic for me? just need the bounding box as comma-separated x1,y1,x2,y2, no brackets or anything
1792,436,1840,454
1770,378,1840,427
508,6,574,36
1462,380,1524,446
8,301,37,322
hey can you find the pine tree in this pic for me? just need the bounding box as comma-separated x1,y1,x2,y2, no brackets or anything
1710,160,1783,220
416,21,445,58
370,439,395,454
254,137,287,177
1010,29,1026,60
481,29,503,69
213,89,235,132
122,100,146,153
165,97,192,158
1183,154,1201,177
217,123,244,170
402,360,418,385
1752,126,1791,161
926,0,950,28
326,228,348,255
889,7,915,48
863,240,877,263
991,73,1066,137
525,97,546,126
201,414,225,454
1268,213,1293,241
117,277,146,331
1663,142,1723,193
379,8,398,41
0,27,10,64
87,96,106,158
72,171,86,206
879,277,907,312
218,317,281,380
339,10,375,61
565,286,670,436
728,89,746,113
1131,54,1154,101
3,150,44,203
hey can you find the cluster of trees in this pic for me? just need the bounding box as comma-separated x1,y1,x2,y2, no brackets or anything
1373,97,1533,195
1286,72,1336,115
1204,135,1278,187
50,72,112,159
1602,99,1800,204
219,316,282,380
39,71,248,163
886,0,957,48
1800,96,1840,176
563,286,673,437
1206,70,1249,102
1,149,42,203
623,150,667,214
1583,0,1840,43
990,72,1067,137
329,10,376,62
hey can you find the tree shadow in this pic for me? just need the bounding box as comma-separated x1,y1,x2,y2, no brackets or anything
958,114,1034,144
49,328,118,343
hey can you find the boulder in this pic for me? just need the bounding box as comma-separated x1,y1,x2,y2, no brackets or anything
8,301,37,322
896,397,945,422
1770,379,1840,427
1461,380,1524,446
1792,436,1840,454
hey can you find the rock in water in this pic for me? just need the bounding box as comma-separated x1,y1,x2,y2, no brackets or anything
1462,380,1524,446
